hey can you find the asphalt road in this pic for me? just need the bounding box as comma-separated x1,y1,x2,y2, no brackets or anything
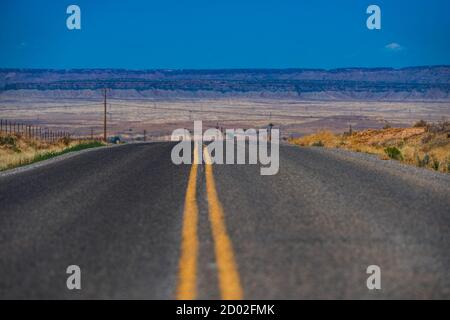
1,142,450,299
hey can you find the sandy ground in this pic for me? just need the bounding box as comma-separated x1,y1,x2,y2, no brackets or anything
0,97,449,140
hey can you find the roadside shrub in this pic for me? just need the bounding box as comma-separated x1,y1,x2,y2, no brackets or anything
421,133,434,144
0,135,21,152
0,135,16,147
384,147,403,161
428,121,450,134
423,154,430,166
416,154,431,167
413,120,428,128
415,155,422,167
312,141,324,147
60,136,71,146
383,123,392,129
431,157,440,171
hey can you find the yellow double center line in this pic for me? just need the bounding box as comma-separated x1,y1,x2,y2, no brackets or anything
176,142,200,300
176,142,243,300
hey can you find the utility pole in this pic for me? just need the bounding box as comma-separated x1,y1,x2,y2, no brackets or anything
103,88,108,142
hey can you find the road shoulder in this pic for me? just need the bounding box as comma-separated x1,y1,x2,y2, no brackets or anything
0,144,118,178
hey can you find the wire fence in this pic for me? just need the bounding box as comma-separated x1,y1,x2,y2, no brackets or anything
0,119,71,142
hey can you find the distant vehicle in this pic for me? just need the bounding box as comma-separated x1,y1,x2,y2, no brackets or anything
108,136,121,144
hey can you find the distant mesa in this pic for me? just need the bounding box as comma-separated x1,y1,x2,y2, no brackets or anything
0,66,449,101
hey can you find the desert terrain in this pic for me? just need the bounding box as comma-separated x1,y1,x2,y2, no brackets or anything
1,67,449,140
1,97,449,141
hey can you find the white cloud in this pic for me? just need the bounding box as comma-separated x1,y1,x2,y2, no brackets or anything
385,43,403,51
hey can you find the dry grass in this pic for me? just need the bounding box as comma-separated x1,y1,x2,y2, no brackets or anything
289,121,450,173
0,133,103,171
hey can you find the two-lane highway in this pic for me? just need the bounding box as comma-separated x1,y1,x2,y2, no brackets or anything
1,142,450,299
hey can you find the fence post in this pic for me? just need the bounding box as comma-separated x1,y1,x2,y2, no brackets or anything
0,121,73,142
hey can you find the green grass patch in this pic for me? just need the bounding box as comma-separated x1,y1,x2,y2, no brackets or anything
29,141,104,163
32,141,104,162
1,141,105,172
384,146,403,161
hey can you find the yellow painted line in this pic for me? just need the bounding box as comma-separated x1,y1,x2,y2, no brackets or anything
176,142,200,300
203,147,244,300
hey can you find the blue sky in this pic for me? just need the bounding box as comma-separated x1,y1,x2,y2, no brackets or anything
0,0,449,69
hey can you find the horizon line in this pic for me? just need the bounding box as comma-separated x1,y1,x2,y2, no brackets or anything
1,65,449,72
